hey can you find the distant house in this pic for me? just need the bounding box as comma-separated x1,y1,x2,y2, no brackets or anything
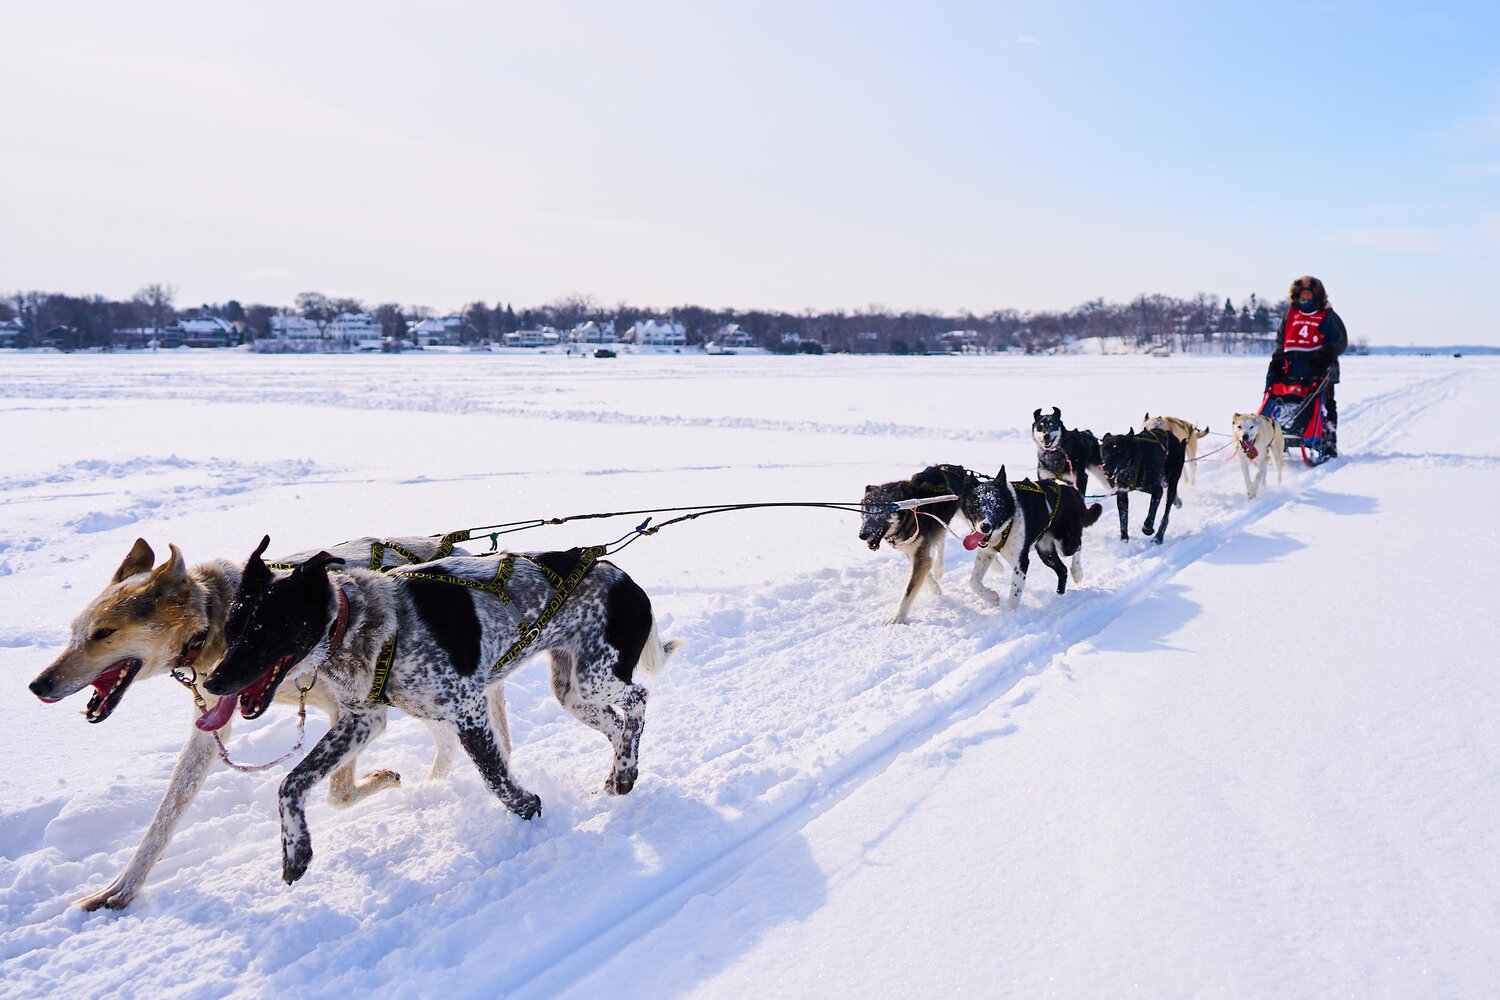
176,317,236,348
626,319,687,348
408,315,469,348
269,315,322,341
328,313,382,351
710,323,755,349
0,317,26,348
503,328,562,348
568,320,618,345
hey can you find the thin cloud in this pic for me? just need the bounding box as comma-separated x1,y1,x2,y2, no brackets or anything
1327,227,1440,253
1017,35,1042,45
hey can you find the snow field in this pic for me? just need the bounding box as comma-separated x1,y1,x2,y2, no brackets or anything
0,353,1493,998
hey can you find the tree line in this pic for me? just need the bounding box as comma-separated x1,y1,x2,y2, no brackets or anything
1,285,1289,354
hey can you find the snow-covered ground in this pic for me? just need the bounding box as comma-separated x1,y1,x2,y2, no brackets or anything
1,353,1495,998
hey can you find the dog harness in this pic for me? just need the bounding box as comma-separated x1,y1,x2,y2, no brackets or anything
992,479,1062,551
363,545,608,705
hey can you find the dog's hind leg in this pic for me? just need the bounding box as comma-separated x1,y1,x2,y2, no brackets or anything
887,545,933,624
1141,488,1162,537
280,709,387,885
1155,482,1178,544
78,727,219,910
1115,491,1131,541
968,547,1001,606
551,647,650,794
1035,537,1069,595
927,537,946,594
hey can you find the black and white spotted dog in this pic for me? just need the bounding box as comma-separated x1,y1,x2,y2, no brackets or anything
957,467,1103,609
1032,407,1105,499
858,464,971,625
201,537,677,885
1098,427,1186,544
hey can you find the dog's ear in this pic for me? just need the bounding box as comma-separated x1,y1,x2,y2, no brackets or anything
112,538,155,583
295,551,346,575
997,464,1006,481
1032,408,1042,423
1052,406,1061,420
149,543,188,593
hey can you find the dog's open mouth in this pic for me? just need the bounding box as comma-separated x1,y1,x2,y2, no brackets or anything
78,658,144,723
1239,438,1259,459
196,655,294,732
963,531,990,551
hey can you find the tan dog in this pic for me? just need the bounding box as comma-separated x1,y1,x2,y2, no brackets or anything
28,536,500,910
1142,413,1210,484
1231,412,1285,499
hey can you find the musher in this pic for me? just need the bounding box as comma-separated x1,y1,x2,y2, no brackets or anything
1265,275,1348,457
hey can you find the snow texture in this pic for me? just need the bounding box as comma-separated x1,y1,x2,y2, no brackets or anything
1,353,1496,998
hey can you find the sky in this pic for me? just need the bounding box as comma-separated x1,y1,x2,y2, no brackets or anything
2,1,1497,345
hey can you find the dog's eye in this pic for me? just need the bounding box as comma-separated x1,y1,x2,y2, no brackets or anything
90,627,116,642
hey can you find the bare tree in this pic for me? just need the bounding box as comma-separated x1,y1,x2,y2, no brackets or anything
134,283,177,346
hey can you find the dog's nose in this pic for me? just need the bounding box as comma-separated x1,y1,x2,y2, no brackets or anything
29,676,54,700
979,521,992,534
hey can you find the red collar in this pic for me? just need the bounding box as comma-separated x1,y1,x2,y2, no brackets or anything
329,584,351,654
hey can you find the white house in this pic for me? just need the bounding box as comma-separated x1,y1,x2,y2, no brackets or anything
568,320,618,345
329,313,382,350
627,319,687,347
408,315,468,348
503,328,562,348
711,323,755,348
269,315,321,340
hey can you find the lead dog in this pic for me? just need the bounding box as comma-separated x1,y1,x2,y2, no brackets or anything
1032,407,1105,499
958,468,1103,609
1142,413,1210,485
201,538,677,885
858,464,969,624
26,535,488,911
1232,411,1285,499
1099,427,1186,544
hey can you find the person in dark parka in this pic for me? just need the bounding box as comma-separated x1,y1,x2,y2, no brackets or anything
1266,275,1348,456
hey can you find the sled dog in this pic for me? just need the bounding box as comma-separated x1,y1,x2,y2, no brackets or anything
202,538,677,885
1232,411,1285,499
1032,407,1105,499
1099,427,1186,544
1142,413,1210,484
858,464,969,625
957,468,1103,609
27,535,486,911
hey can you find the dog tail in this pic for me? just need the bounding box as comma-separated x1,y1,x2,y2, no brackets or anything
1083,502,1104,527
637,617,681,678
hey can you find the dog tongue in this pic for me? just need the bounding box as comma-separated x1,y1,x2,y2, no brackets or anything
963,532,985,551
1240,440,1259,460
196,694,237,732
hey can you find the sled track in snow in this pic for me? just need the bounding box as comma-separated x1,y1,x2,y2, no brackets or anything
492,368,1466,999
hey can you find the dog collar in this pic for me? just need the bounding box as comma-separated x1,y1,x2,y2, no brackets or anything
328,584,351,655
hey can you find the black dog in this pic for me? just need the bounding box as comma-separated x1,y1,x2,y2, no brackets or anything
1032,407,1104,499
957,468,1103,609
858,464,972,624
1098,427,1186,544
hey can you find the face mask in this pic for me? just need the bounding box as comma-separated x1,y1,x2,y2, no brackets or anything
1297,299,1318,312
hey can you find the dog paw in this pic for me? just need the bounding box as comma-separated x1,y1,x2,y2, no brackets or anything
605,768,639,795
511,791,543,821
1141,524,1155,536
79,882,136,911
362,768,401,788
282,843,313,885
884,614,909,625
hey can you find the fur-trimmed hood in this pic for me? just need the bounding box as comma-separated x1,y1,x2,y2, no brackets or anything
1289,275,1329,309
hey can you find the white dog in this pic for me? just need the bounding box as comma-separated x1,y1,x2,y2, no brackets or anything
1231,412,1285,499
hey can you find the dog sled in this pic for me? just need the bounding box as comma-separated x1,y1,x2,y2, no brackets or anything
1257,373,1332,467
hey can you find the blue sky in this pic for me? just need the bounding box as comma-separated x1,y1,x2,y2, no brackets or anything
3,1,1497,343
